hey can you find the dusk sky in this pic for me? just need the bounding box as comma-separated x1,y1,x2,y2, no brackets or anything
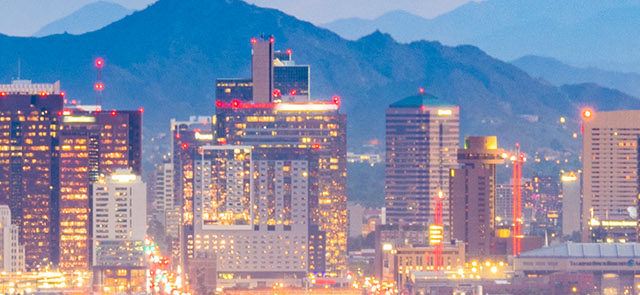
0,0,472,36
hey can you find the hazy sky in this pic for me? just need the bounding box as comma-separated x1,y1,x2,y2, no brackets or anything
247,0,473,23
0,0,471,36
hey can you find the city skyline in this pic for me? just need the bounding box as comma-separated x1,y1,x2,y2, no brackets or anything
1,0,640,294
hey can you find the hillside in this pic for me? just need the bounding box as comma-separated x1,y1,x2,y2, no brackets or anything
324,0,640,73
34,1,132,37
0,0,638,166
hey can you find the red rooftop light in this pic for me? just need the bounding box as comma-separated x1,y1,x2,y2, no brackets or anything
231,99,241,108
60,91,66,97
94,82,105,92
419,87,425,94
138,107,144,113
269,36,275,43
286,48,293,56
0,92,6,96
250,37,258,45
332,95,341,106
110,110,117,117
272,89,282,98
290,89,297,96
95,57,105,69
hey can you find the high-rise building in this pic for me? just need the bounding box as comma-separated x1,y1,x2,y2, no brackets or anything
215,78,253,102
214,98,347,275
58,106,142,271
192,146,314,288
92,169,147,293
495,184,513,227
561,171,581,237
251,36,274,102
0,205,25,272
0,80,61,95
273,49,310,102
154,161,179,238
170,116,214,271
0,89,63,270
385,93,459,227
450,136,504,257
582,110,640,242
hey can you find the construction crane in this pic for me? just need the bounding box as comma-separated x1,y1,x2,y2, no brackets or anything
511,144,525,256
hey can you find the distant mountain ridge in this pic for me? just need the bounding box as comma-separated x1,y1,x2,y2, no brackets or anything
0,0,637,162
34,1,132,37
323,0,640,73
512,55,640,98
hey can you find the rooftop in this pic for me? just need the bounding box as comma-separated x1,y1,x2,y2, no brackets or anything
519,242,640,258
390,93,455,108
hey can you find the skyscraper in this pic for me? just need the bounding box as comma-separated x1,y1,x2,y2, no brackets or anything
215,78,253,102
251,36,274,102
0,205,25,272
385,93,459,227
273,49,310,102
214,98,347,275
450,136,504,257
58,106,142,271
582,110,640,242
561,171,581,237
192,146,315,288
92,169,147,293
170,116,214,271
0,89,63,270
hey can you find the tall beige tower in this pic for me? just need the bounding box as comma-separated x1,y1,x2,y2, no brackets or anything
450,136,504,257
582,110,640,242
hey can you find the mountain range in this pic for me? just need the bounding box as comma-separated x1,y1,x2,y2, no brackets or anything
324,0,640,73
512,56,640,98
0,0,638,163
34,1,132,37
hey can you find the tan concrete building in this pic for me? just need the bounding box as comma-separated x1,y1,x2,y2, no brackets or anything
582,110,640,242
450,136,504,258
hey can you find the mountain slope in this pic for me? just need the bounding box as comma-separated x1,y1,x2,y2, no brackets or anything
323,0,640,72
34,1,132,37
0,0,638,162
512,55,640,98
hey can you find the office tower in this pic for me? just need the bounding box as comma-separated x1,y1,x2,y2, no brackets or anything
170,116,214,270
0,89,63,270
0,79,61,95
495,184,513,227
153,161,179,238
561,171,581,237
214,98,347,276
450,136,504,257
582,110,640,242
58,106,142,271
0,205,25,272
385,93,459,227
273,49,310,102
215,78,253,102
192,146,314,288
251,36,274,102
92,169,147,293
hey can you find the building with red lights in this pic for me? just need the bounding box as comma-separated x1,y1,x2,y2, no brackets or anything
214,99,347,276
57,106,142,271
169,116,214,272
251,35,275,102
0,88,63,270
385,93,459,228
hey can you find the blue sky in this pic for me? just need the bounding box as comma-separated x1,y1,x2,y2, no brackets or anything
0,0,471,36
